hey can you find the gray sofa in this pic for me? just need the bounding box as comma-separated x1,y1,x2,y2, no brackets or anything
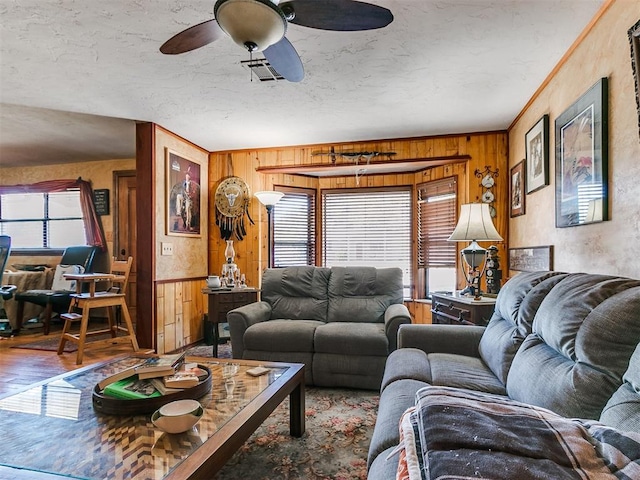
368,271,640,479
227,266,411,389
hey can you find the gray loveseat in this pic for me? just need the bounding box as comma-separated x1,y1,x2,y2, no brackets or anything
227,266,411,389
368,271,640,479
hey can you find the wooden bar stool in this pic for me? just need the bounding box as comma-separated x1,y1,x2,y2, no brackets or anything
57,257,139,364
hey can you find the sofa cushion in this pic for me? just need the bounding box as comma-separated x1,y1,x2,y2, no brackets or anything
314,322,387,356
478,271,567,384
243,319,324,352
367,446,400,480
429,353,506,395
380,348,432,393
367,379,428,469
327,266,403,323
507,274,640,419
262,266,330,321
312,353,387,390
600,343,640,433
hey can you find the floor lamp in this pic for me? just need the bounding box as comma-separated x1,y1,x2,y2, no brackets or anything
448,203,503,299
254,191,284,268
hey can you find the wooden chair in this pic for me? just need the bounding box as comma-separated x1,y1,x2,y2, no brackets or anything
57,256,139,364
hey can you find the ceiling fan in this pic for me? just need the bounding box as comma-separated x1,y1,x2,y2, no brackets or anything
160,0,393,82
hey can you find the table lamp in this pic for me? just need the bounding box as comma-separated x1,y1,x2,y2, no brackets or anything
448,203,503,299
254,191,284,268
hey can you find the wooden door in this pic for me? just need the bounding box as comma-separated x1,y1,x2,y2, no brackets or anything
114,171,137,322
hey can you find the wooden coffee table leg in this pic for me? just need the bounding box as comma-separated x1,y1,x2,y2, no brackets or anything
289,381,305,437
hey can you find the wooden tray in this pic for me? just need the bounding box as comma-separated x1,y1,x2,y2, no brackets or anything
92,365,213,415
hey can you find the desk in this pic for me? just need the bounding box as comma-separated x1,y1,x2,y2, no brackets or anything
2,268,54,330
0,355,305,479
203,288,258,357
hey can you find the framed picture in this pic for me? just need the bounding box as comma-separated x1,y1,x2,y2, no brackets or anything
508,246,553,272
166,148,203,236
555,77,608,227
629,19,640,140
510,160,525,217
525,114,549,194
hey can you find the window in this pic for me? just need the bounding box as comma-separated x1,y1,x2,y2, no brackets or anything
0,191,86,249
322,188,411,297
273,187,316,267
417,177,457,297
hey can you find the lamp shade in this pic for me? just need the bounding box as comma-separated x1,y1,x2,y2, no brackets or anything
448,204,503,242
215,0,287,52
255,191,284,207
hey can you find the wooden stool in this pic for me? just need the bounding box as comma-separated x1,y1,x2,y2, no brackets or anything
57,261,138,364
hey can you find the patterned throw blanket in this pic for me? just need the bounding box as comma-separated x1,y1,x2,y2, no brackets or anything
395,386,640,480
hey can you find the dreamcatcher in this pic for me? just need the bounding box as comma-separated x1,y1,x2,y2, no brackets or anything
214,176,254,240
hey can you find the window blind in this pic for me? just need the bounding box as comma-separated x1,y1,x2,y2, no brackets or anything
322,188,411,293
273,188,316,267
417,177,457,269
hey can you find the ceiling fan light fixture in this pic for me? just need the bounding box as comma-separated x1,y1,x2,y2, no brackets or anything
214,0,287,52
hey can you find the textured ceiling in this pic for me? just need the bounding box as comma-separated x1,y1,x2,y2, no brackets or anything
0,0,604,167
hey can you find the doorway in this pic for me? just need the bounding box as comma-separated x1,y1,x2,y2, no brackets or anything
113,170,137,322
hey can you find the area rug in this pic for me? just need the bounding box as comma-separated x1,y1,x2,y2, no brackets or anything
186,342,378,480
11,333,126,352
214,387,379,480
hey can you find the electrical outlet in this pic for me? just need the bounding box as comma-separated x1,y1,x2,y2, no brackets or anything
161,242,173,256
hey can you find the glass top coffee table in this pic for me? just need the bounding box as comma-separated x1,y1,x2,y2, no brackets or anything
0,355,305,479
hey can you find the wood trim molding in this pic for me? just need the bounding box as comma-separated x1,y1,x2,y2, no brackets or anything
508,0,615,131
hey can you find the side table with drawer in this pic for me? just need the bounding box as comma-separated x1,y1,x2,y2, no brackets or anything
203,287,259,356
430,293,496,326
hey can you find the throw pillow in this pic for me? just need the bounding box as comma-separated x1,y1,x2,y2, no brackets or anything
51,264,84,292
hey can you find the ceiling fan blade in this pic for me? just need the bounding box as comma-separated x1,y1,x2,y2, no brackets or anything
281,0,393,31
263,37,304,82
160,19,223,54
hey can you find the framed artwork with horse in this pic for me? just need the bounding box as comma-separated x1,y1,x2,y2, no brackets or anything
166,149,203,237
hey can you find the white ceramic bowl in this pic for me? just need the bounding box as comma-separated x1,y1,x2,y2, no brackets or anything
151,399,204,434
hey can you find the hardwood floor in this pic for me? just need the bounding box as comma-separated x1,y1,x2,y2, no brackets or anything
0,323,145,398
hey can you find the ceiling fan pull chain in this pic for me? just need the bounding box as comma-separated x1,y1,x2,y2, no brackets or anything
249,50,254,82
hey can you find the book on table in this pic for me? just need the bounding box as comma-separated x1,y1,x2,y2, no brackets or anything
163,372,200,389
134,352,186,377
103,377,162,400
149,378,183,395
137,367,178,380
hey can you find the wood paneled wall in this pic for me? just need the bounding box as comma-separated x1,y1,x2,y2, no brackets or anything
208,131,509,302
155,279,207,354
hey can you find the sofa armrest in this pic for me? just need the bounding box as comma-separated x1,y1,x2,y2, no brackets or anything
384,303,412,351
227,301,272,358
397,323,485,358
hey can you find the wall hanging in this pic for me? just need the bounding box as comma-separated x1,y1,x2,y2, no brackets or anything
555,77,608,227
166,149,203,237
215,176,254,240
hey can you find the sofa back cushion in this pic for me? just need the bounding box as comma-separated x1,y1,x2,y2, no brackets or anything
479,271,567,385
327,266,403,323
600,343,640,433
262,266,331,321
507,274,640,420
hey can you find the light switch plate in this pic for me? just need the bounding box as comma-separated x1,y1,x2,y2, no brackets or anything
161,242,173,256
